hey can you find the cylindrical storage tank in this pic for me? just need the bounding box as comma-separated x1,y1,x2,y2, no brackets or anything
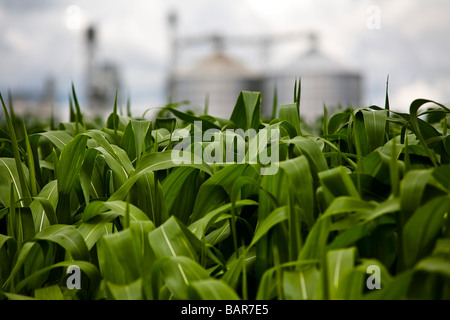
263,48,362,122
171,52,263,119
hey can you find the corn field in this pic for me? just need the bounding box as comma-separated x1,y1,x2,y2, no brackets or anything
1,82,450,301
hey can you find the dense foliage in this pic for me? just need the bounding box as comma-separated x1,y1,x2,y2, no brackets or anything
1,83,450,300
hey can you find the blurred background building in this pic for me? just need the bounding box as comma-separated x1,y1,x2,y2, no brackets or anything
167,12,362,122
4,24,123,121
265,33,362,121
168,35,263,119
6,76,55,120
85,25,122,117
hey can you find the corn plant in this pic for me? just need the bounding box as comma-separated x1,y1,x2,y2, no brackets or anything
0,82,450,300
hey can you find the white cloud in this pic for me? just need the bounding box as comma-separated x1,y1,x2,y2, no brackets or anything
4,29,31,52
390,79,449,112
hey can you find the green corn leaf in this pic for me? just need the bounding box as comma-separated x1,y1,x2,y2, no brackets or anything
299,217,331,261
191,164,257,222
95,146,129,191
255,260,318,300
0,292,35,300
280,155,315,229
319,166,360,205
122,122,137,162
335,258,392,300
409,99,450,167
27,133,45,188
2,241,36,291
97,229,143,285
23,123,38,197
152,256,210,300
327,217,395,251
245,122,281,168
403,196,450,269
162,167,199,221
321,196,375,219
188,279,240,300
326,247,356,299
328,111,351,134
79,148,104,202
106,278,143,300
109,150,213,202
9,183,18,247
22,241,49,289
399,169,432,223
278,103,302,136
56,135,88,224
34,284,65,300
249,206,288,248
79,201,150,249
284,136,328,175
132,171,169,226
0,92,31,206
282,266,321,300
254,168,288,280
84,130,134,182
78,213,115,250
189,199,257,239
295,77,301,114
148,216,201,260
28,180,58,233
363,270,414,300
96,221,154,296
163,107,220,131
204,223,230,246
33,225,89,261
15,260,100,297
84,200,150,222
221,248,256,291
71,82,86,132
415,256,450,278
0,158,29,207
131,119,151,162
272,119,298,139
38,131,73,151
15,207,35,248
230,91,262,131
362,109,387,152
352,110,369,157
57,134,88,195
323,104,329,136
0,235,17,286
271,83,278,120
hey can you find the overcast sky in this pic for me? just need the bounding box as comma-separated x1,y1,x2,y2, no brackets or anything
0,0,449,118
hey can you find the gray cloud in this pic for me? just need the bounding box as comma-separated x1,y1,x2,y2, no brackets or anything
0,0,449,116
0,0,54,13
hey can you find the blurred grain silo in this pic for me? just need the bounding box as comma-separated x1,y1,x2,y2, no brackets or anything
167,12,362,122
263,34,362,121
167,13,262,119
170,43,263,119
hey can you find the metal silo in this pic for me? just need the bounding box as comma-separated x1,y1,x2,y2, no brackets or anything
264,36,362,122
166,12,264,119
166,12,361,122
171,48,262,119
